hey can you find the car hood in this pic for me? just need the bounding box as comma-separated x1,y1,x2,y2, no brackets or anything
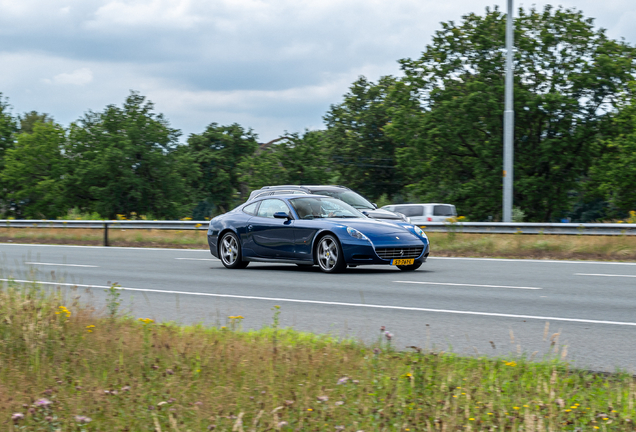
329,218,420,241
360,208,404,220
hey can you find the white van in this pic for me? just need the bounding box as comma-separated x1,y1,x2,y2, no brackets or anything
382,203,457,224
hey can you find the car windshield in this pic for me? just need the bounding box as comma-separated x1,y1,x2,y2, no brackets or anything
312,190,374,210
290,197,366,219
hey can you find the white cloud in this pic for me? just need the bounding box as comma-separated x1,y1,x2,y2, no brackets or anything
45,68,94,86
0,0,635,141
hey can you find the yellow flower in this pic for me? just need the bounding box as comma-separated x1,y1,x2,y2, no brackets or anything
603,418,609,421
524,405,529,408
86,325,96,333
487,413,493,415
307,408,313,411
565,409,571,412
138,318,154,324
469,418,474,421
594,427,599,430
513,407,520,410
611,410,617,413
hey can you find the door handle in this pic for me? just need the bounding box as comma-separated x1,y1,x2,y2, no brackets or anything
248,224,253,231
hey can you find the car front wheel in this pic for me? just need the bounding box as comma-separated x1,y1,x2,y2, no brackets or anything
316,235,346,273
219,232,249,269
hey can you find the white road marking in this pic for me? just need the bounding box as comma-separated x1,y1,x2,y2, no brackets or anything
430,257,636,265
175,258,216,261
3,278,635,328
24,262,99,268
394,281,541,290
575,273,636,278
0,243,208,252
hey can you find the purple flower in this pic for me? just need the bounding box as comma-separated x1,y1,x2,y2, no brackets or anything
35,398,53,407
380,326,386,332
337,377,349,385
373,348,380,355
75,415,92,424
384,331,393,341
11,413,24,421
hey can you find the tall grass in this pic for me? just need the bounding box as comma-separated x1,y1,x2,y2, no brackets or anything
1,281,635,430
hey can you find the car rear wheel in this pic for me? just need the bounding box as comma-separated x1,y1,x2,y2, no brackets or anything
219,232,249,269
397,262,422,271
316,235,346,273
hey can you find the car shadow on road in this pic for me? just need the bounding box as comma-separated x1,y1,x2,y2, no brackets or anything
239,264,434,275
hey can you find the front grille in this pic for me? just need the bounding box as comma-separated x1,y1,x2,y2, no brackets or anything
375,247,424,260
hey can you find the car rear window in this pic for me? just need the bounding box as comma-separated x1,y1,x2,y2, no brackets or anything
433,205,456,216
394,205,424,217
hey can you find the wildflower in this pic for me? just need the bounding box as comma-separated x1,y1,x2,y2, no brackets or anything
384,331,393,340
166,369,174,375
565,409,571,412
86,325,95,333
278,421,289,427
373,348,380,355
337,377,349,385
284,400,294,406
194,401,203,406
352,380,359,384
55,306,71,318
121,386,131,392
75,416,92,424
307,408,313,411
603,418,609,421
168,398,176,404
317,396,329,402
11,413,24,421
469,418,475,421
380,326,386,332
513,407,520,410
335,401,345,406
45,416,53,422
335,426,345,431
35,398,53,407
138,318,154,324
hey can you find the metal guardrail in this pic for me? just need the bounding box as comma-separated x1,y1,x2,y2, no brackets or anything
419,222,636,236
0,220,635,247
0,220,209,246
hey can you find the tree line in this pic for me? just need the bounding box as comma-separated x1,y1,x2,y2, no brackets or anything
0,5,635,222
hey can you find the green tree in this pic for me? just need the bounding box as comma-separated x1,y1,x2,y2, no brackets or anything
2,122,67,218
238,130,332,191
0,93,18,214
182,123,258,214
590,86,636,215
387,6,635,221
19,111,54,134
65,92,187,219
324,76,403,201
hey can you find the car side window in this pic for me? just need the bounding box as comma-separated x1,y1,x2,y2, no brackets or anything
395,205,424,217
256,199,290,218
243,202,259,216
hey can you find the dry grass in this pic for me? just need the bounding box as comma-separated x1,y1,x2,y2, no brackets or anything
1,281,636,431
0,227,208,249
1,228,636,261
428,232,636,261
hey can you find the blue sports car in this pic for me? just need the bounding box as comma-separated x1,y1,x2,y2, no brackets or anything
207,195,430,273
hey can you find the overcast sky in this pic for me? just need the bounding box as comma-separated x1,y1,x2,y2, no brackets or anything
0,0,634,142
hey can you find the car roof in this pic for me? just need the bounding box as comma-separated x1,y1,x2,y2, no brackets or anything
250,194,332,202
255,185,351,192
387,203,455,206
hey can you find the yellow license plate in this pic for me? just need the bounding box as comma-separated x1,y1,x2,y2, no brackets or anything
391,258,414,266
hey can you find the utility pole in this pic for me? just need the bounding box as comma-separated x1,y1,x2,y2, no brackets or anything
502,0,514,222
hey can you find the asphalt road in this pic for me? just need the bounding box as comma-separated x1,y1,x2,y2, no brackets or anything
1,243,635,372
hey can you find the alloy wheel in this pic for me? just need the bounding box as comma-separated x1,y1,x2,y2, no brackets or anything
318,237,339,271
220,234,239,266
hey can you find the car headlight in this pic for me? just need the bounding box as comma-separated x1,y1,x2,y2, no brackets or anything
347,226,369,241
413,225,427,239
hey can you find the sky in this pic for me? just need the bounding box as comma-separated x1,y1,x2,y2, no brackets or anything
1,0,635,143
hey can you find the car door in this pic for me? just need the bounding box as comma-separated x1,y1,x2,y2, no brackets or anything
249,198,296,258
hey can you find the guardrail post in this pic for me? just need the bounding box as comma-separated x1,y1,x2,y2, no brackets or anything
104,222,109,246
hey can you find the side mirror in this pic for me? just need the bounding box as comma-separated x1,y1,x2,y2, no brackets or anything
372,203,378,209
273,212,291,220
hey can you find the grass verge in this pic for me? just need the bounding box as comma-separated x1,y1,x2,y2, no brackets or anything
1,227,636,261
1,281,635,431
